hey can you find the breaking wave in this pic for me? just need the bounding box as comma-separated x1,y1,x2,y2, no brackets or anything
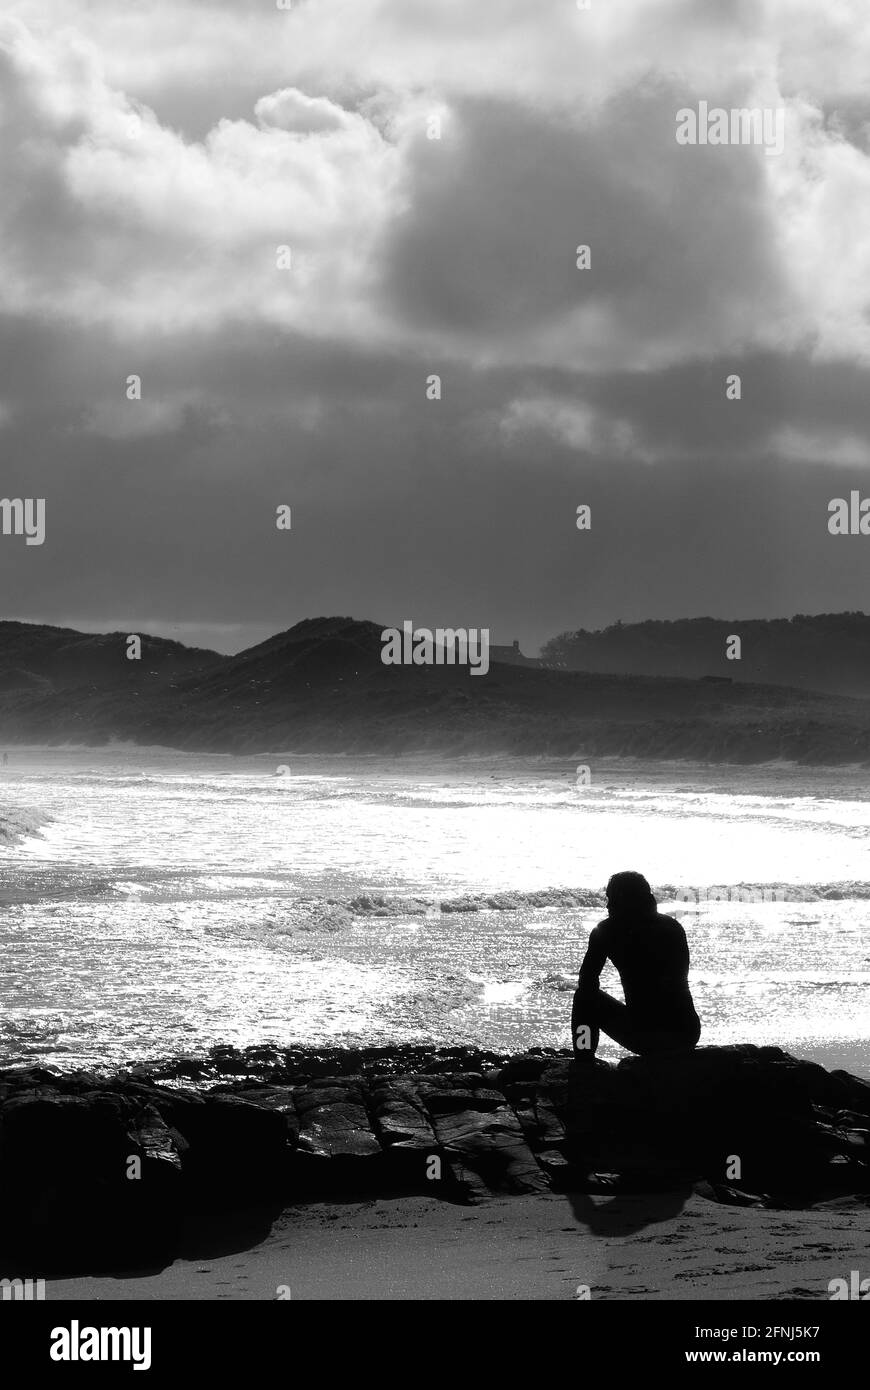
656,881,870,904
317,887,603,919
285,880,870,927
0,802,50,847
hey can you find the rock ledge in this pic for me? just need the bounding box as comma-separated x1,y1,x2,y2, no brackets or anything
0,1044,866,1272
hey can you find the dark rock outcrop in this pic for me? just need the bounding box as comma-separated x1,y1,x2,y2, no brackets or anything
0,1044,866,1274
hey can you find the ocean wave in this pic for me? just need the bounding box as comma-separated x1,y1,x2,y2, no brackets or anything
342,887,602,917
346,883,870,915
0,802,50,847
279,880,870,929
267,887,602,931
347,893,431,916
656,881,870,904
438,888,602,913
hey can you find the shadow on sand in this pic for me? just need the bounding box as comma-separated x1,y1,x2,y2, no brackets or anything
2,1198,287,1285
565,1183,693,1237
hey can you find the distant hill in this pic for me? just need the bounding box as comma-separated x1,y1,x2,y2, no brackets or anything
541,613,870,699
1,614,870,764
0,621,222,688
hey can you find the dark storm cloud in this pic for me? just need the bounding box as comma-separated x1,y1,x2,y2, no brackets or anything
382,87,788,353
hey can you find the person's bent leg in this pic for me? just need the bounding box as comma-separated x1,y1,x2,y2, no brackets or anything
572,989,636,1058
571,987,599,1058
572,991,698,1057
630,1017,702,1057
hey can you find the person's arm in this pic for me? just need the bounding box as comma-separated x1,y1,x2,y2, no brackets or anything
571,924,608,1052
577,923,608,998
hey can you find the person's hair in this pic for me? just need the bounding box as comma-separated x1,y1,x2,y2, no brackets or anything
605,870,657,919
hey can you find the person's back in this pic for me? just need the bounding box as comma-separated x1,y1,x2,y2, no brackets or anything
572,871,700,1059
592,912,697,1030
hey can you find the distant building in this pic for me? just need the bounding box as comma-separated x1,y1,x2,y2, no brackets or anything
489,639,542,668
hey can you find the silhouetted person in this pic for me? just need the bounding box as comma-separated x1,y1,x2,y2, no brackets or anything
572,871,700,1061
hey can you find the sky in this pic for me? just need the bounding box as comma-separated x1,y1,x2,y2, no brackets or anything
1,0,870,656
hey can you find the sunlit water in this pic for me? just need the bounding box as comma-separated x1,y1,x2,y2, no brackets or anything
0,748,868,1076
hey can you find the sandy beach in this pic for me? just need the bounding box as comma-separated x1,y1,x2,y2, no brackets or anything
48,1190,868,1302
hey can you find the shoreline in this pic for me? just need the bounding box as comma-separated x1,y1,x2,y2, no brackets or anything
47,1191,869,1302
2,1039,865,1086
2,1032,866,1086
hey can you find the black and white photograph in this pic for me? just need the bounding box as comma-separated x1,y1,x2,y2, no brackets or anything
0,0,868,1358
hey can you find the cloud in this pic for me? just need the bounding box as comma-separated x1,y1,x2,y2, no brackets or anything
0,18,399,340
2,2,870,647
379,88,798,372
254,88,357,135
768,426,870,467
4,4,870,372
501,395,649,462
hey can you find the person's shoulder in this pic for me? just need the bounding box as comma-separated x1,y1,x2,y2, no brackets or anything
655,913,687,935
